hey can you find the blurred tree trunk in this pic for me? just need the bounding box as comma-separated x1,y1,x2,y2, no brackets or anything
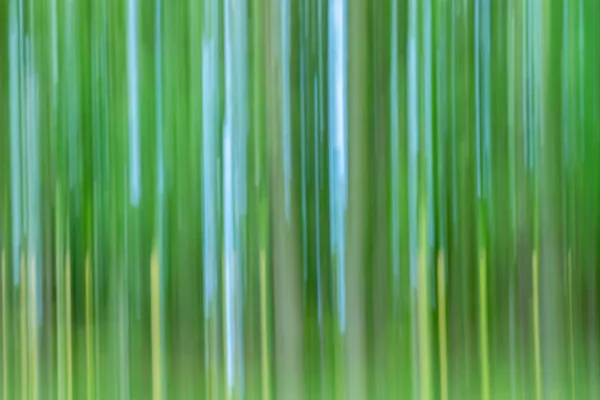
266,0,304,397
346,0,369,398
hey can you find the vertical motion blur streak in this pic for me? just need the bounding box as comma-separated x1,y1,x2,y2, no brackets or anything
1,0,600,398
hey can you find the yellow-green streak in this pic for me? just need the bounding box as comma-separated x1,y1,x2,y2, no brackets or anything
221,254,231,400
206,293,218,400
334,327,346,400
29,257,39,400
417,214,431,400
478,250,489,400
532,251,542,400
20,253,28,400
1,251,6,400
151,247,163,400
56,212,65,400
85,254,94,400
437,251,448,400
66,251,73,400
260,250,270,400
568,250,575,400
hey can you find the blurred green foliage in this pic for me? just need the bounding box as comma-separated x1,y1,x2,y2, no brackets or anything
1,0,600,399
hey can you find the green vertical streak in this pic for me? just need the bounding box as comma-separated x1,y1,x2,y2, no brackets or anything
131,0,160,396
38,0,59,392
63,0,86,395
89,0,103,395
107,0,129,396
1,249,6,400
306,0,334,395
187,0,203,396
430,0,441,397
78,0,94,396
583,0,600,395
90,0,110,396
55,0,71,397
150,1,166,398
299,0,318,395
539,0,568,396
488,0,507,395
561,0,578,397
163,0,199,396
54,0,67,389
447,2,458,395
467,2,477,396
298,0,317,395
389,0,413,397
475,0,491,398
346,0,369,396
415,0,434,396
90,0,112,396
591,0,599,394
513,1,535,396
506,0,520,395
477,209,489,400
369,0,393,397
558,0,569,396
248,0,270,394
563,0,579,395
408,0,421,395
266,0,304,396
246,0,259,394
530,0,542,396
573,0,585,393
317,0,334,396
1,194,6,398
55,186,65,400
0,1,9,396
370,1,386,399
433,1,449,398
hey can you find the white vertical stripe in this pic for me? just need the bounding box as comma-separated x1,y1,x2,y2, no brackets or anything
9,1,22,286
328,0,347,333
128,0,141,206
